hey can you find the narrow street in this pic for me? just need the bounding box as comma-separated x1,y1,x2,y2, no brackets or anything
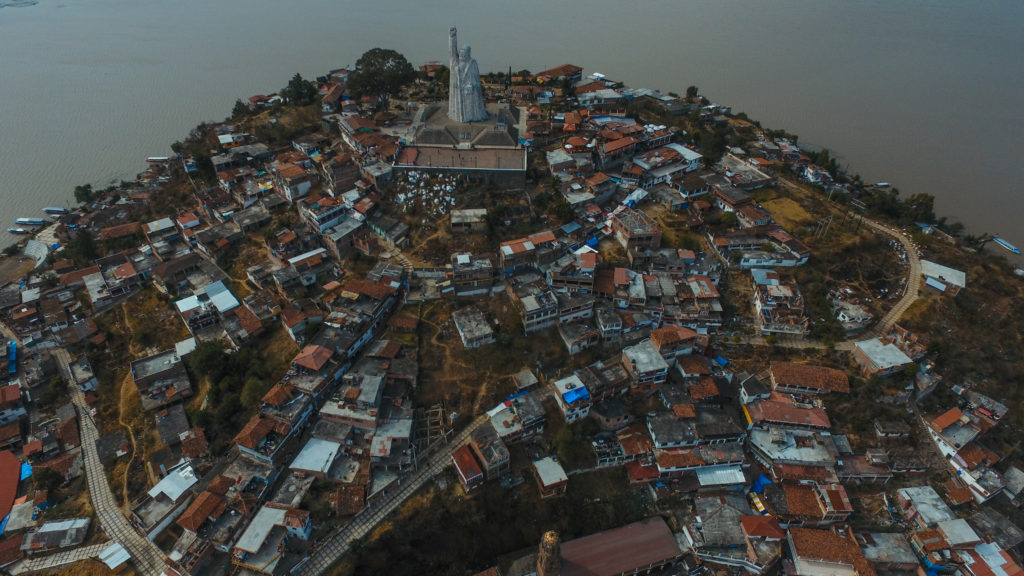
295,412,489,576
52,348,168,576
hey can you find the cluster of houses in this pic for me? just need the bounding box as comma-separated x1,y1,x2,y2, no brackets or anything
457,336,1023,576
0,38,1017,576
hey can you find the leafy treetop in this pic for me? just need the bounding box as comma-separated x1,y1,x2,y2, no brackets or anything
346,48,416,110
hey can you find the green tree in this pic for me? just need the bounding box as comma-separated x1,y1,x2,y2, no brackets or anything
902,193,935,223
231,99,251,119
548,196,575,225
33,467,64,494
64,231,98,266
73,184,94,204
686,85,699,99
280,73,317,106
188,340,227,382
241,377,266,409
346,48,416,111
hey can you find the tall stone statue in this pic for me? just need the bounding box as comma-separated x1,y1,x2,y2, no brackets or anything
448,26,488,123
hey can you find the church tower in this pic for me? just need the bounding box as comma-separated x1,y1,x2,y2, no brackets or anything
536,531,560,576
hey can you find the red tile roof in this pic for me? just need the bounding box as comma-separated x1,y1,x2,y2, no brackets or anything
292,345,332,372
741,515,784,540
452,444,483,482
783,483,824,516
745,397,831,429
0,422,19,441
688,376,719,401
678,355,712,375
177,491,226,532
770,361,850,393
207,475,235,496
0,385,20,407
559,517,681,576
0,451,20,524
262,383,295,407
0,535,24,568
932,407,964,432
788,527,876,576
180,428,209,459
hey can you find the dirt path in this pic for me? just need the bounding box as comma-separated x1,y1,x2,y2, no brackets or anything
116,303,150,506
118,373,140,509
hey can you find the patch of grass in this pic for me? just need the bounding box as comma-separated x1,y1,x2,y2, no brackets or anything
762,196,815,230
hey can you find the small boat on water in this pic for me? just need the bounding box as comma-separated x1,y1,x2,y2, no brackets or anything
14,217,46,226
994,237,1021,255
43,206,69,215
7,228,31,235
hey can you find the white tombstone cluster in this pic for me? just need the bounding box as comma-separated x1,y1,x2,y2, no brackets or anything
396,171,460,218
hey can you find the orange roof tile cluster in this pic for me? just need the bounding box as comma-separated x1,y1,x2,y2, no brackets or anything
231,305,264,336
678,355,712,375
276,163,306,180
673,404,696,419
177,491,226,532
914,529,949,552
0,451,20,524
59,265,100,287
0,535,25,568
330,484,365,516
0,422,19,441
233,416,289,450
292,345,332,372
98,222,140,241
625,461,660,484
688,376,720,401
654,449,704,469
956,442,1000,470
783,483,824,516
602,136,639,154
788,527,877,576
931,407,965,432
943,477,974,505
207,475,236,496
343,279,396,301
745,398,831,429
770,361,850,393
261,382,296,407
538,64,582,79
650,325,698,352
617,424,654,457
741,515,785,540
180,428,209,459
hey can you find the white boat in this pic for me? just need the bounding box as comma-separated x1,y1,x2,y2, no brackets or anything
7,228,30,235
14,217,46,226
43,206,69,215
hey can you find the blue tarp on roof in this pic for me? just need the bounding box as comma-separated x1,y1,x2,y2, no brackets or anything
751,473,772,494
714,356,728,367
562,386,591,404
19,462,31,481
586,237,600,248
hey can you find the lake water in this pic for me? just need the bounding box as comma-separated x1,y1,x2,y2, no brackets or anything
1,0,1021,256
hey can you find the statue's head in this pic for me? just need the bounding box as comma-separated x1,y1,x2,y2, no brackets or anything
460,46,471,60
450,26,457,36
